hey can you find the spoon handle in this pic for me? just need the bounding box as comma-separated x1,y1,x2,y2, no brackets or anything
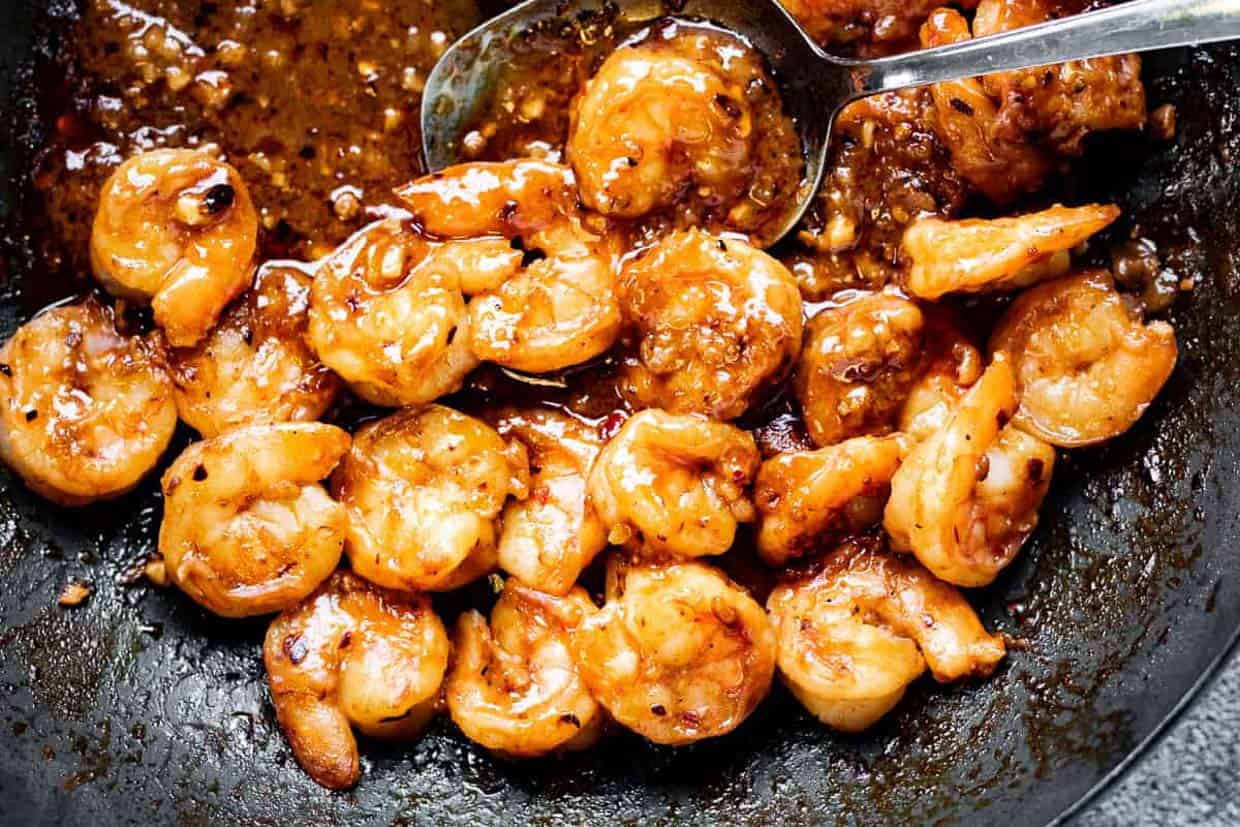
853,0,1240,96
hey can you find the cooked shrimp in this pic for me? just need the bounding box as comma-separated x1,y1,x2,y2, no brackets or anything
754,434,909,567
587,410,759,560
567,39,752,220
332,405,529,592
884,360,1055,587
0,299,177,507
989,270,1177,447
264,571,449,790
167,264,340,437
795,292,923,448
919,9,1049,203
90,149,258,347
489,408,606,596
307,219,502,407
159,422,350,617
903,204,1121,299
446,580,602,758
397,160,621,374
897,310,984,443
573,559,775,745
776,0,965,52
973,0,1146,156
618,230,803,421
767,538,1005,733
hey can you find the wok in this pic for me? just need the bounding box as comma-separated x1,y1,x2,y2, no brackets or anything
2,1,1240,824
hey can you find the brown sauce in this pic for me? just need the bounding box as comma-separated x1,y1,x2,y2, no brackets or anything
24,0,482,292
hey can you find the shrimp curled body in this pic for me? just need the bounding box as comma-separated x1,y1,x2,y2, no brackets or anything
308,219,493,407
91,149,258,347
989,270,1177,447
573,560,776,745
587,410,759,559
619,230,803,421
755,434,909,567
397,160,622,374
446,580,603,758
264,571,450,790
0,300,177,506
490,408,607,596
884,360,1055,587
168,264,340,437
767,539,1006,732
333,405,530,592
159,422,350,618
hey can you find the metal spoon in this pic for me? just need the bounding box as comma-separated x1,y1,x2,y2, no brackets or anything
422,0,1240,243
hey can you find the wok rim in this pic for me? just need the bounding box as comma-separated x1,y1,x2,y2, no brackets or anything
1050,613,1240,824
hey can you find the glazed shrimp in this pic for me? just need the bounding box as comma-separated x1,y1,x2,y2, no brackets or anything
973,0,1146,157
332,406,530,593
767,538,1006,733
897,310,984,443
567,38,753,220
264,571,450,790
883,360,1055,587
397,160,621,374
308,218,507,407
90,149,258,347
490,408,606,596
775,0,950,51
919,9,1050,203
795,292,924,448
573,559,775,745
167,264,340,437
587,410,759,560
159,422,350,617
446,580,603,758
903,204,1121,300
754,434,910,567
0,299,177,507
618,230,803,421
990,270,1177,447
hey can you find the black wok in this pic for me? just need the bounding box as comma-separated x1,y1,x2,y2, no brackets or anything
2,1,1240,824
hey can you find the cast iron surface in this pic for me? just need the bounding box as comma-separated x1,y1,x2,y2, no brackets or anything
2,2,1240,825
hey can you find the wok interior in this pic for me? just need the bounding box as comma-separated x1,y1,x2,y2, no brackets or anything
1,1,1240,823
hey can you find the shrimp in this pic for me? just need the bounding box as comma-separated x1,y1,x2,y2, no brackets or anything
0,299,177,507
397,160,621,374
332,405,530,593
973,0,1146,156
489,408,606,596
754,434,910,567
573,559,775,745
897,309,984,443
903,203,1121,300
158,422,350,618
90,149,258,347
587,410,759,560
767,537,1005,733
795,292,924,448
167,264,340,437
307,218,500,407
919,9,1050,203
567,38,753,220
264,571,449,790
989,270,1177,447
883,360,1055,587
446,580,603,758
775,0,968,52
618,230,803,421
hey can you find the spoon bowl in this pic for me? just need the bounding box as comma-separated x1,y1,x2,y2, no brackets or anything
422,0,1240,244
